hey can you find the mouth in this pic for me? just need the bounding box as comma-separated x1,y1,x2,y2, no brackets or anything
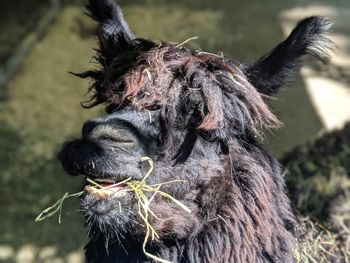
84,177,131,199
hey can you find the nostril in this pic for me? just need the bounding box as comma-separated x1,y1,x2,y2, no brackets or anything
82,120,98,138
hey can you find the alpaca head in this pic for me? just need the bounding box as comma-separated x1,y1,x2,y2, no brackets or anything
59,0,332,255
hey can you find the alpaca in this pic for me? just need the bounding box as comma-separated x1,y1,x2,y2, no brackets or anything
58,0,333,262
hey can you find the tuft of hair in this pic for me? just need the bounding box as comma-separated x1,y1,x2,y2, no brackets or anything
245,16,334,96
86,0,134,41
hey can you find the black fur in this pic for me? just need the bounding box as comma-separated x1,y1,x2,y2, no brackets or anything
86,0,134,41
58,1,333,262
244,16,333,95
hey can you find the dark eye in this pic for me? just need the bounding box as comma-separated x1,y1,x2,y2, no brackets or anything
106,104,119,114
146,105,161,111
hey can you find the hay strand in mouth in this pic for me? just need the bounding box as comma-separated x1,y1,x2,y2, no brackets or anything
86,157,191,263
140,156,154,184
135,157,192,262
141,184,191,214
35,191,83,223
36,156,191,263
131,157,171,263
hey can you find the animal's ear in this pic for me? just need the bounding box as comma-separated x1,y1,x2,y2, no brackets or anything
244,16,333,96
86,0,134,51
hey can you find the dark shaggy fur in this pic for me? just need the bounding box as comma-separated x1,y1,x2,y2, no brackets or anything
59,1,333,262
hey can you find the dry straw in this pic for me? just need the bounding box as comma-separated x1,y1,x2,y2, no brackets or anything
295,216,350,263
36,156,191,263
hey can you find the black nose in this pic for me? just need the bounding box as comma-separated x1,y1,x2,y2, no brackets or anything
58,139,102,176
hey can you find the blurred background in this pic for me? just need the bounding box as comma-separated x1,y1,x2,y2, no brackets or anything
0,0,349,262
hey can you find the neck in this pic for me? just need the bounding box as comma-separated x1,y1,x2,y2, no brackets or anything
85,235,148,263
85,235,186,263
85,139,297,263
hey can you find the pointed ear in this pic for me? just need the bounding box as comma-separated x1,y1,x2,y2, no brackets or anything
244,16,334,96
86,0,134,50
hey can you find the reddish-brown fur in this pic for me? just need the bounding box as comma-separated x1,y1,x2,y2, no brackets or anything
62,1,333,262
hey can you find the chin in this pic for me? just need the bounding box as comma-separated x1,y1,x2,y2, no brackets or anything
80,176,139,239
81,168,144,239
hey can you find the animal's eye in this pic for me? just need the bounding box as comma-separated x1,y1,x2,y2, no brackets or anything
105,104,120,114
146,105,161,111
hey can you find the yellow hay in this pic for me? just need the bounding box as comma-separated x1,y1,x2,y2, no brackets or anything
175,36,198,48
35,191,83,223
35,156,191,263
